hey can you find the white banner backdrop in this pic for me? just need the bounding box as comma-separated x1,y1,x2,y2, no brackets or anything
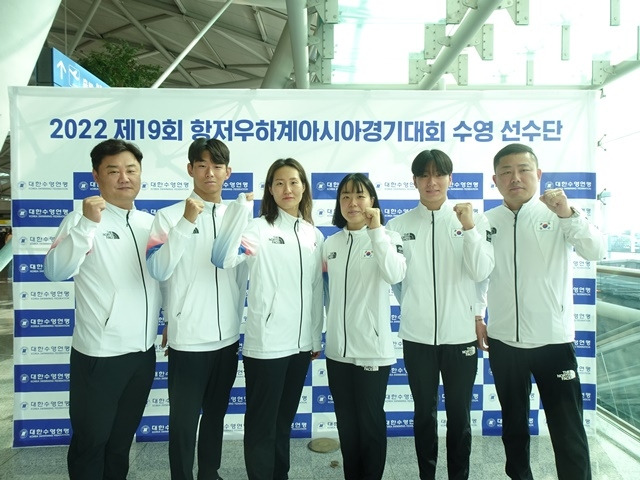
9,87,598,447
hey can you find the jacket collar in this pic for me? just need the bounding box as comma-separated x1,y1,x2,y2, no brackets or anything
104,201,136,218
189,190,222,210
417,200,451,219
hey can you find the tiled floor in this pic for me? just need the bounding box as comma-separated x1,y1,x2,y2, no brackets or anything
1,272,639,479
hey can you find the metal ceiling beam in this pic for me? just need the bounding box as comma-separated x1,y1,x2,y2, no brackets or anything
151,0,234,88
285,0,309,88
261,22,294,88
67,0,103,55
418,0,502,90
131,0,278,48
109,0,200,87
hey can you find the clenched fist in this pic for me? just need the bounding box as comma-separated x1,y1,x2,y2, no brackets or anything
539,188,573,218
83,196,106,223
453,202,474,230
183,198,204,223
363,207,381,229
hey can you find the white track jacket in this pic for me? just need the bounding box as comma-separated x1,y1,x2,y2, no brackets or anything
485,198,605,345
387,201,494,345
211,196,324,359
146,192,249,351
323,226,406,366
44,202,162,357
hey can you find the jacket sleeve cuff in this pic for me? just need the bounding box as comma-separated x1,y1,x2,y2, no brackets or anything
463,226,481,242
176,216,196,235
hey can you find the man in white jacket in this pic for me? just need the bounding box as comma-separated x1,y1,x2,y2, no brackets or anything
478,143,605,480
146,138,249,480
387,149,494,480
44,139,162,480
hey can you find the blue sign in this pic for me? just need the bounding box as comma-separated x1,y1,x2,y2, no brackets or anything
312,172,358,199
574,330,596,358
223,172,253,200
14,419,72,447
12,200,74,227
540,172,596,199
14,254,48,282
381,200,417,221
52,48,109,88
388,359,408,385
386,411,414,437
312,385,334,412
14,364,70,392
227,386,247,414
136,416,169,442
14,309,75,337
73,172,99,199
449,173,483,199
573,278,596,305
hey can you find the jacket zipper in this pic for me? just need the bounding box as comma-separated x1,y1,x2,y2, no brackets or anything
513,209,520,342
213,204,222,339
431,211,438,344
126,210,150,348
294,220,304,349
342,232,354,357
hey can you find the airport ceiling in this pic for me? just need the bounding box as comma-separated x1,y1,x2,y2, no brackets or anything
2,0,640,216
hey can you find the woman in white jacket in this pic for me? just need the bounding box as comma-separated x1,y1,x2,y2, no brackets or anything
323,173,406,480
211,158,324,480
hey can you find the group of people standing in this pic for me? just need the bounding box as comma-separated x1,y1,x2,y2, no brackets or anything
43,137,604,480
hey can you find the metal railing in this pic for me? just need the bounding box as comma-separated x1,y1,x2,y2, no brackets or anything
596,261,640,437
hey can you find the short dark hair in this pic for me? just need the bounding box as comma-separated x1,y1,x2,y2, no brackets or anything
493,143,538,171
90,139,143,171
188,138,230,166
332,173,385,228
411,149,453,176
260,158,313,225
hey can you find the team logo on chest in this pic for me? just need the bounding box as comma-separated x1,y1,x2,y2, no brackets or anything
103,231,120,240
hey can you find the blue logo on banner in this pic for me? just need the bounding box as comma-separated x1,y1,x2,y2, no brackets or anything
573,278,596,305
449,173,483,199
136,416,169,442
581,383,597,410
483,199,503,213
223,172,253,200
291,413,312,438
227,386,247,414
136,200,180,216
14,419,72,447
15,364,70,392
389,359,408,385
12,200,74,227
152,362,169,389
482,411,503,436
483,357,494,384
14,309,75,337
312,385,334,412
386,411,414,437
390,305,401,333
471,384,483,411
73,172,100,199
312,173,356,199
540,172,596,199
382,200,417,221
14,254,50,282
574,330,596,358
